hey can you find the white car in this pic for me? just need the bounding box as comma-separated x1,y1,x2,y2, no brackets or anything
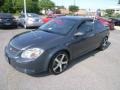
18,13,43,29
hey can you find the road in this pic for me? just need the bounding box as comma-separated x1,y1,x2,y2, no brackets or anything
0,28,120,90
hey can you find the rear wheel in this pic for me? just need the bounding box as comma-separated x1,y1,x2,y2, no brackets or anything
49,51,69,75
99,37,108,50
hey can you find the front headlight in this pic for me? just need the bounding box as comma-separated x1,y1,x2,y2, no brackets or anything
21,48,44,59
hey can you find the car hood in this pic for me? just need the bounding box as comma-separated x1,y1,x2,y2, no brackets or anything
9,30,64,50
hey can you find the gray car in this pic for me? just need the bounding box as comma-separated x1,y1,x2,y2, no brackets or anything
5,16,110,75
18,13,43,29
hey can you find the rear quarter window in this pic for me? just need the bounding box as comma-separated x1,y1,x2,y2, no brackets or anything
94,20,105,32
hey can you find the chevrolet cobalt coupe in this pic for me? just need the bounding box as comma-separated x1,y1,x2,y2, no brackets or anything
5,16,109,75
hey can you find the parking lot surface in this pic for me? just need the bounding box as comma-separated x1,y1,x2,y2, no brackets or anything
0,28,120,90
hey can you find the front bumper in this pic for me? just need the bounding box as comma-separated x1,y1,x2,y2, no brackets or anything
0,22,17,28
5,48,50,75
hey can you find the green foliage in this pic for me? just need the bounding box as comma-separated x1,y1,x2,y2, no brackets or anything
0,0,55,14
26,0,40,13
39,0,55,10
0,0,4,6
105,9,115,17
69,5,79,12
113,13,120,18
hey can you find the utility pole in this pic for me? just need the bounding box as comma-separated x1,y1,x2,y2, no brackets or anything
24,0,27,20
74,0,76,6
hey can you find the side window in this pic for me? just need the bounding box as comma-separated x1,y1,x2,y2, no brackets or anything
94,20,105,32
78,21,93,33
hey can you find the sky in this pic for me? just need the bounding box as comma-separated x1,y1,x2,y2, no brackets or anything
51,0,119,10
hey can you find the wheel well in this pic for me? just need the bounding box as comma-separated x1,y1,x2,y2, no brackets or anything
105,36,108,39
48,49,70,72
59,50,70,59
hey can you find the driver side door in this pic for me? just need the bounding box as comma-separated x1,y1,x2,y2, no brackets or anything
70,21,96,59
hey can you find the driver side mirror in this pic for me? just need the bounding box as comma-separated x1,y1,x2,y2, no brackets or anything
74,32,85,37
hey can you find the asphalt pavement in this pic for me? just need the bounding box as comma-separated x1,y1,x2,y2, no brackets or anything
0,28,120,90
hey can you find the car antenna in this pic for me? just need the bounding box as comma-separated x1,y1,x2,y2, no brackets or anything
93,11,97,23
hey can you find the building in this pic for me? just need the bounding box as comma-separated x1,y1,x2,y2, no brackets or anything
107,5,120,14
75,9,87,16
59,9,70,15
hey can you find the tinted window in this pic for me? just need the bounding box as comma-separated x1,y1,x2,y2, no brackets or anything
78,21,93,33
94,20,105,31
39,18,76,35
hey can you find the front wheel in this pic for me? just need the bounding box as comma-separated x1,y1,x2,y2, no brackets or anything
99,37,108,50
49,52,69,75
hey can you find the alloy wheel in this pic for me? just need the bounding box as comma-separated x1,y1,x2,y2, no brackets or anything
102,37,108,50
52,53,69,74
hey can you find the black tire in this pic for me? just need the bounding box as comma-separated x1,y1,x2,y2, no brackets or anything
49,51,69,75
99,37,108,51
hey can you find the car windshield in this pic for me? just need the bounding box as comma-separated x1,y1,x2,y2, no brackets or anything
38,18,76,35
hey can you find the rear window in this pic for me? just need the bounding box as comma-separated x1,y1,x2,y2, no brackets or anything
94,20,105,32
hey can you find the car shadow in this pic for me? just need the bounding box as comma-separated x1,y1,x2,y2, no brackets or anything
31,42,111,77
0,26,22,30
68,41,111,69
0,27,37,31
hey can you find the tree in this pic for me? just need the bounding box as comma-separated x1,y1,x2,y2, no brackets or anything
0,0,40,14
39,0,55,13
0,0,4,7
118,0,120,4
25,0,40,13
69,5,79,12
105,9,114,17
0,0,11,13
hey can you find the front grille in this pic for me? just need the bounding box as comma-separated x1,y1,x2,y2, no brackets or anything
3,19,12,22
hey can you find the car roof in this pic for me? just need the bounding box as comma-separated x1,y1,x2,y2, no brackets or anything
57,16,93,21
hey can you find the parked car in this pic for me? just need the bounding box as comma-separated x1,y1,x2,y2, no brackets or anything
97,17,114,30
42,14,65,23
18,13,43,29
0,13,17,28
5,16,109,75
42,16,53,23
110,18,120,26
